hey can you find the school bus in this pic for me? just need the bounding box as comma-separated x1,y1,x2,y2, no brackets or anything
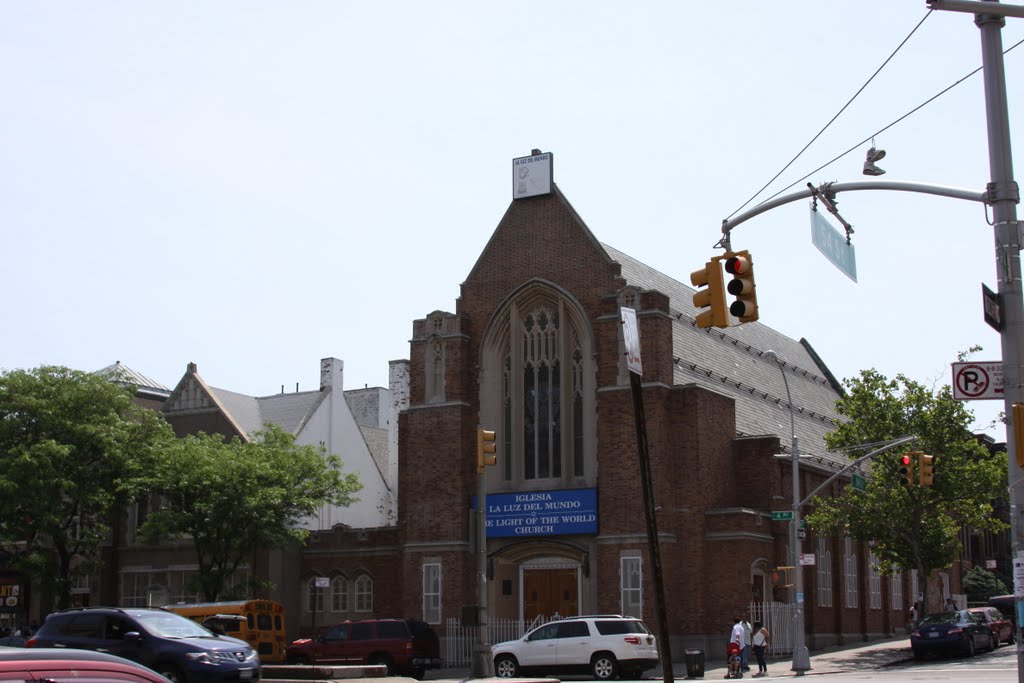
164,600,287,663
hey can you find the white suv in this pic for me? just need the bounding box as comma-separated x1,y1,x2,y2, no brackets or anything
491,615,658,680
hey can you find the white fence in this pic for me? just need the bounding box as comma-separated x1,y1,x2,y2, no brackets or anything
444,615,559,668
443,605,796,667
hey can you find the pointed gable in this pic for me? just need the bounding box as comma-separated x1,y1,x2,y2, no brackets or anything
162,363,251,440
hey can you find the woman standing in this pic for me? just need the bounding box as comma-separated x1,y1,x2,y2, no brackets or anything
751,621,770,677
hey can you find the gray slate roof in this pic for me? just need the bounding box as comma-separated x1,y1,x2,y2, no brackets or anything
209,387,326,438
603,244,847,469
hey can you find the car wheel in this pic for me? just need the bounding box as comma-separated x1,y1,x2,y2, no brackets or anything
989,632,997,652
494,654,519,678
912,648,923,660
1010,630,1017,645
408,666,426,680
156,664,185,683
368,654,394,675
591,653,618,680
966,635,977,657
287,655,311,665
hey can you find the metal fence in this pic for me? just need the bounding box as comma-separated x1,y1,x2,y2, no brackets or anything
442,605,795,667
443,615,559,667
748,601,796,656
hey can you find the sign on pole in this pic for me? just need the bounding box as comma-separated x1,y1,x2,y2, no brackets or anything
771,511,793,521
621,307,643,376
952,361,1004,400
851,474,866,492
810,205,858,282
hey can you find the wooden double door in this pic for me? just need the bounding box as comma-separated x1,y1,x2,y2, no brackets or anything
523,567,579,622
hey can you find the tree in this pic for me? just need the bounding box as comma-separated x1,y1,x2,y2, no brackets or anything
0,365,173,610
139,424,362,601
962,566,1007,602
804,369,1006,616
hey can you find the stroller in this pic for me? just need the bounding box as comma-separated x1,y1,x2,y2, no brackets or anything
725,641,743,679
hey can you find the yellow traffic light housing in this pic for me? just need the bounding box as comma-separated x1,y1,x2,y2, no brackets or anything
724,250,759,323
898,453,915,488
916,452,934,487
477,428,497,473
690,259,729,329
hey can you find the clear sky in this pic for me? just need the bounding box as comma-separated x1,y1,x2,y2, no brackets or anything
2,2,1020,440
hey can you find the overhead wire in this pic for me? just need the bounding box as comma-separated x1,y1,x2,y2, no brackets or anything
755,33,1024,208
726,10,935,221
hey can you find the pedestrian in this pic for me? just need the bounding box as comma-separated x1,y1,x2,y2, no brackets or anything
946,596,957,612
751,621,770,677
740,615,752,672
728,617,746,678
909,601,920,624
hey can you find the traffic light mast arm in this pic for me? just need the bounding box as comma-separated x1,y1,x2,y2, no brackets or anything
716,181,986,251
799,435,918,506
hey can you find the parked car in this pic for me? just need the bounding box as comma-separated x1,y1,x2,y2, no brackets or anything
491,615,658,680
26,606,260,683
989,594,1017,631
0,647,171,683
285,618,441,679
0,635,26,647
969,606,1014,646
910,610,995,659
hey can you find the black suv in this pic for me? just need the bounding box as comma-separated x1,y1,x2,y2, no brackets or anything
27,607,260,683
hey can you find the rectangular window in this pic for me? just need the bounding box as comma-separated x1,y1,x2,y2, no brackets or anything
620,556,642,618
891,572,903,610
422,563,441,625
844,538,858,608
868,553,881,609
816,538,832,607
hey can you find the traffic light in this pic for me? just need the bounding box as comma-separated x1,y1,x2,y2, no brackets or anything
898,453,915,488
477,428,497,473
916,452,935,487
770,566,794,589
690,259,729,329
724,250,759,323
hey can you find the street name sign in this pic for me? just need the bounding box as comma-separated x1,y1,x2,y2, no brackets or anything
851,474,866,492
771,511,793,521
810,205,857,282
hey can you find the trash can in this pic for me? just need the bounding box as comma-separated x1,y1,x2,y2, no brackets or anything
684,649,705,678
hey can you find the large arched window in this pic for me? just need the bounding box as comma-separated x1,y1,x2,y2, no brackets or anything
483,284,595,488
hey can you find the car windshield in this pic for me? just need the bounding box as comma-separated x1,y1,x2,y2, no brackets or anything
918,612,959,626
134,612,214,638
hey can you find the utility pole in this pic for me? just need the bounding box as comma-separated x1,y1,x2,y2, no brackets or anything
927,2,1023,680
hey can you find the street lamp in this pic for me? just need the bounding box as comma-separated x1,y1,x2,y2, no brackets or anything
765,350,811,674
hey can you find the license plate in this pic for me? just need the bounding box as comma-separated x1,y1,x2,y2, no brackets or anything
929,632,939,638
239,669,254,679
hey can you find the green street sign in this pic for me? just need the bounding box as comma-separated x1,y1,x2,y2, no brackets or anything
852,474,867,492
811,206,857,282
771,511,794,521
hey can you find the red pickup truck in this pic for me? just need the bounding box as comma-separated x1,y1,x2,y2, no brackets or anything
286,618,441,679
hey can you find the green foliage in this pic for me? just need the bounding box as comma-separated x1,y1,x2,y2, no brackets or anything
0,365,174,610
805,369,1006,613
962,566,1007,601
139,424,362,601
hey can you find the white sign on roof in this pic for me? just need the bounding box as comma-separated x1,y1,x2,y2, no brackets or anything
620,307,642,376
513,152,553,199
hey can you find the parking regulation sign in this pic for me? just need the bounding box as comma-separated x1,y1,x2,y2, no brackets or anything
952,361,1004,400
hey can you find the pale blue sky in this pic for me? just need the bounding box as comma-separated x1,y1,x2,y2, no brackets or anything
2,2,1020,439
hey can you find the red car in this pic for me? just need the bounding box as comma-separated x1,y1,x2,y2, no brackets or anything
969,606,1015,646
286,618,441,679
0,647,171,683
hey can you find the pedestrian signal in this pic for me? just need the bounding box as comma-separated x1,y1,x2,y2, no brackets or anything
770,566,795,589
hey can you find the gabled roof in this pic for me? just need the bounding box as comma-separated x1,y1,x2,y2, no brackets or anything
603,244,846,469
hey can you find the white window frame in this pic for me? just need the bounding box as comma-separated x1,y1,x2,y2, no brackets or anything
620,555,642,618
355,575,373,613
868,552,881,610
891,571,904,610
816,538,832,607
331,576,348,612
844,537,858,608
422,562,442,625
307,578,324,612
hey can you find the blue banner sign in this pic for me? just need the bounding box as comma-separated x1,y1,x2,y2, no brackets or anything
475,488,598,538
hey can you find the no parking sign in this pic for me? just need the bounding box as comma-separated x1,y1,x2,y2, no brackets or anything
952,361,1004,400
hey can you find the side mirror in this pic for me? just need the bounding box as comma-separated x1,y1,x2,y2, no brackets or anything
124,632,142,642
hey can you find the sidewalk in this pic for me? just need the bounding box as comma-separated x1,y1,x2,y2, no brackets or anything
429,637,913,680
660,636,912,679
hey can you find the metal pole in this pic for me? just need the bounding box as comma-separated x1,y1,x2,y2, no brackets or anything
766,350,810,673
472,465,494,677
973,4,1024,680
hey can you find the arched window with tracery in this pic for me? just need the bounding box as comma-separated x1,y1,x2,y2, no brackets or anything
484,286,595,487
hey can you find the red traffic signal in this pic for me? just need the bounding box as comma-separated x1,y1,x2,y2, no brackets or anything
724,251,759,323
898,454,914,488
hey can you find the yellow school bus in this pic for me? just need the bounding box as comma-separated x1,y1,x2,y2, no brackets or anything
165,600,287,663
